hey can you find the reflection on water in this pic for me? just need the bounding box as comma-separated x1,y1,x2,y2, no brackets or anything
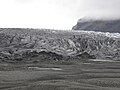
90,59,119,62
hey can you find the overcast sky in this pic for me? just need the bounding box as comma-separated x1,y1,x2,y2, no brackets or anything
0,0,120,29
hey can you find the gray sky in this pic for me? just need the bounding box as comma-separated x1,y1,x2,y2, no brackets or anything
0,0,120,29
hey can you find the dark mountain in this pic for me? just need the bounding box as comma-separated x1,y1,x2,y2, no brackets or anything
72,18,120,33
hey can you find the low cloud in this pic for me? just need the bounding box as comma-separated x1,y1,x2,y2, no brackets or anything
0,0,120,29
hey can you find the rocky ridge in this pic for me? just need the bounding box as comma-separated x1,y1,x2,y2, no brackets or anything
72,18,120,33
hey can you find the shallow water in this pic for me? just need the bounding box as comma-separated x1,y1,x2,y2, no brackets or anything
28,67,62,71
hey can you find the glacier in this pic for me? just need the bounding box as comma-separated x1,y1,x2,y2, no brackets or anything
0,28,120,61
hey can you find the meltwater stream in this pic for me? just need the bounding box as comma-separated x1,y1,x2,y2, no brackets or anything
28,67,62,71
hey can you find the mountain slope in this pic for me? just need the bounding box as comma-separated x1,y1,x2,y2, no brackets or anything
72,18,120,33
0,28,120,61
